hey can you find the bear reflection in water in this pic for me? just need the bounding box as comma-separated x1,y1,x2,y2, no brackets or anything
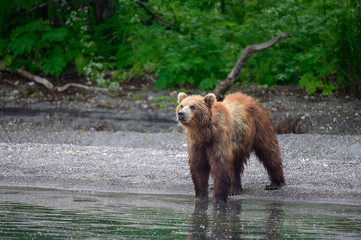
188,200,284,239
177,92,286,203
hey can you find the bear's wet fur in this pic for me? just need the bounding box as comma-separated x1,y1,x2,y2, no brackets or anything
177,92,286,203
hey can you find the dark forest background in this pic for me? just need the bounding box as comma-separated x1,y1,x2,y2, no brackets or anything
0,0,360,96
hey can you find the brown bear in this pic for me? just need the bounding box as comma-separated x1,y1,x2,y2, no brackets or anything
176,92,285,203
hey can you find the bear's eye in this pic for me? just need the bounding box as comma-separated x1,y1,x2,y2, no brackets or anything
190,105,196,111
180,105,184,109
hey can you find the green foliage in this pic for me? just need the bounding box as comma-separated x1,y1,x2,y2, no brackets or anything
75,93,84,99
330,0,361,96
133,94,142,101
0,0,360,96
186,0,216,11
155,9,238,90
155,37,228,90
153,95,177,109
3,20,69,76
31,91,40,97
232,0,361,96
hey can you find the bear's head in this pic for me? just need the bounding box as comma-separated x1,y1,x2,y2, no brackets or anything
176,92,216,127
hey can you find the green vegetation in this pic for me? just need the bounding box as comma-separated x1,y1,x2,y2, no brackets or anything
133,94,142,101
0,0,360,96
153,95,177,109
75,93,84,99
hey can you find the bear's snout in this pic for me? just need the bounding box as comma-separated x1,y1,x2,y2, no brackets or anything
177,109,189,123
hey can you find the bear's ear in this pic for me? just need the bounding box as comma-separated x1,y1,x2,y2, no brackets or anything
178,92,188,103
203,93,216,108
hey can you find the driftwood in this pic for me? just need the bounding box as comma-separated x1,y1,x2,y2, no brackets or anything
214,32,290,99
4,67,109,93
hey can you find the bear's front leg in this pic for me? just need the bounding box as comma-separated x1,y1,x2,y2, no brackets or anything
189,160,210,201
211,161,232,203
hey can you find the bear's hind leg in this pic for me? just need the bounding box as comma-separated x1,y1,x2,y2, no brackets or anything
230,158,244,196
255,141,286,190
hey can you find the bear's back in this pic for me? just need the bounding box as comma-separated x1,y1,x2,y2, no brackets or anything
222,93,271,148
222,92,253,124
223,93,251,139
223,92,275,145
222,92,267,121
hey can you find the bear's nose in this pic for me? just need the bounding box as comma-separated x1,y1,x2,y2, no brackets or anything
178,111,186,122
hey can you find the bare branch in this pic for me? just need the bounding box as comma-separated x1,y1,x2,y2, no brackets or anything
214,32,290,99
56,83,109,92
15,67,55,90
26,3,47,14
3,67,109,93
134,0,176,29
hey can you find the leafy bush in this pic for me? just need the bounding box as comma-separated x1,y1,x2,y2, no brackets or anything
3,21,69,76
0,0,360,96
155,27,234,90
330,1,361,96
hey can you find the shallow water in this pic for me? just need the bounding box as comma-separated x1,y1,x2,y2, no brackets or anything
0,187,360,239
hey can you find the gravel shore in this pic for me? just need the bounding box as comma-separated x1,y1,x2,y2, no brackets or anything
1,77,360,204
1,131,360,205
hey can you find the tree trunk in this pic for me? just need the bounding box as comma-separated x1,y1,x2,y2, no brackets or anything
359,0,361,23
93,0,115,24
221,0,226,14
